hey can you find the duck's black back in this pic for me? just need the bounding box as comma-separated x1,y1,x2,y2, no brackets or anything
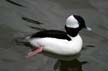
31,30,71,41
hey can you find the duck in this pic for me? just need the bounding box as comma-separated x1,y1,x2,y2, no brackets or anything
24,14,91,60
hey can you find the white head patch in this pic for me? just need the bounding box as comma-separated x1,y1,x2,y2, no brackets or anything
66,15,79,28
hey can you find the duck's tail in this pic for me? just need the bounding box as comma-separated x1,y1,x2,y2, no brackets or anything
13,32,36,50
13,32,31,45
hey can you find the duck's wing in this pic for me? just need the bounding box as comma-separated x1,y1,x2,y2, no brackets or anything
30,30,71,41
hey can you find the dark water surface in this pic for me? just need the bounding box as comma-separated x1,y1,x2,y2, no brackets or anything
0,0,108,71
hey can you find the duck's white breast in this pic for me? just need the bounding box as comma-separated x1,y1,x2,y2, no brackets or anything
29,35,83,55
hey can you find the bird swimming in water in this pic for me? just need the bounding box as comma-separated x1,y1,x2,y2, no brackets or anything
23,14,91,60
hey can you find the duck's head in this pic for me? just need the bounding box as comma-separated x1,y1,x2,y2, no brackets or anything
65,14,91,37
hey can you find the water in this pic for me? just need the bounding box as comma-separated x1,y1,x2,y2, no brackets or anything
0,0,108,71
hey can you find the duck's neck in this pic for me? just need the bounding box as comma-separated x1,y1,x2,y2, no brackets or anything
65,26,81,37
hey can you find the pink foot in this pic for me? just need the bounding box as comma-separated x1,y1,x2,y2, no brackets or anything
26,47,43,58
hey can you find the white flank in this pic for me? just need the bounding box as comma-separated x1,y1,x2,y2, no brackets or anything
28,34,83,55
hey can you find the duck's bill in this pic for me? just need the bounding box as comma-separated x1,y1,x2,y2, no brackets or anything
86,26,92,31
26,47,43,58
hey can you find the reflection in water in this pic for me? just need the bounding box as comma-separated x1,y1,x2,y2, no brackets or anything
54,59,87,71
6,0,24,7
22,17,44,25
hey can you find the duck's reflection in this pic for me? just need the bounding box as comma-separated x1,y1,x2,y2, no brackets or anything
54,59,87,71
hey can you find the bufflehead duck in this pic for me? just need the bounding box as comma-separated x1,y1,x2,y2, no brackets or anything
25,15,91,60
